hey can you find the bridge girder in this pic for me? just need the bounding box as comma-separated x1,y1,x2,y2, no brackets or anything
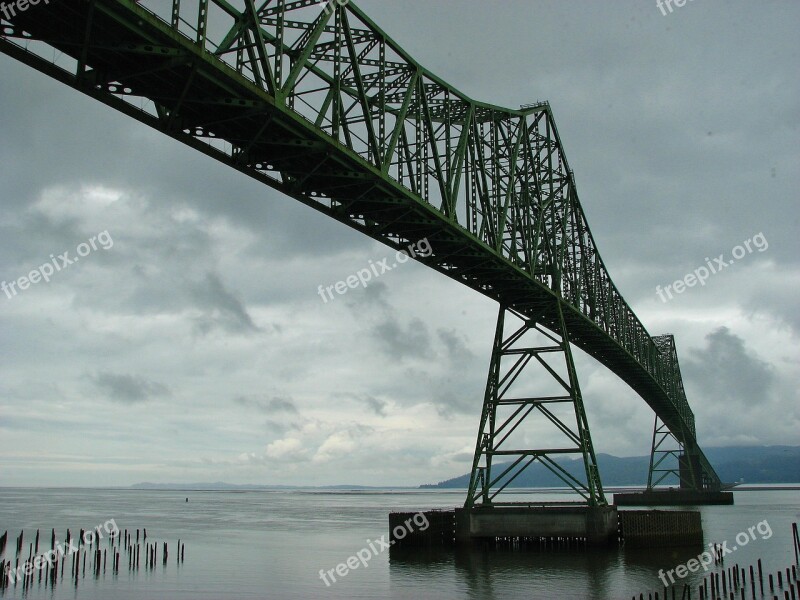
0,0,720,490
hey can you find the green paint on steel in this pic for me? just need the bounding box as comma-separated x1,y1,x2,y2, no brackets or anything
0,0,721,492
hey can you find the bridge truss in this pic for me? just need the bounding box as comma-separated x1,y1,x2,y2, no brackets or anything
0,0,721,501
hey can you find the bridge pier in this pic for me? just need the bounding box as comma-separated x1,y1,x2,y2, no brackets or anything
613,489,734,506
455,506,618,547
390,507,706,548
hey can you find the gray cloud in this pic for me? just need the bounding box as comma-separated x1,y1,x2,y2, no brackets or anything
233,396,299,414
361,395,388,417
345,281,433,359
684,327,774,405
191,273,259,334
437,328,474,363
372,317,431,359
92,373,170,404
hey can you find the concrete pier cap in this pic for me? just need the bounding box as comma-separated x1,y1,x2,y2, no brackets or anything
455,505,618,547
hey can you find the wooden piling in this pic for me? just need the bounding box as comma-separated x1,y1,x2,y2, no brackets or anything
0,524,183,591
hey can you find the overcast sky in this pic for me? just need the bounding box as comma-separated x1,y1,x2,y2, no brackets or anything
0,0,797,487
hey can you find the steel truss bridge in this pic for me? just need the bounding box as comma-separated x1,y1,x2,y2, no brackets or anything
0,0,722,506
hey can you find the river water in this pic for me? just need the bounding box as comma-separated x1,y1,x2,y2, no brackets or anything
0,487,798,599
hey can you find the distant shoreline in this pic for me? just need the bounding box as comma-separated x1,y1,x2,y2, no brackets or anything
1,484,799,491
727,485,800,491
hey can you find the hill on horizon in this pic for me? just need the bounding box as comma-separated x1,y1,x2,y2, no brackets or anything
420,445,800,489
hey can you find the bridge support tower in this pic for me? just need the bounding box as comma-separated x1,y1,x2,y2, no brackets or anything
465,302,606,509
614,415,734,505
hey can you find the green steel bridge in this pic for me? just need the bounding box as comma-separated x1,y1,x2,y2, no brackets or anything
0,0,722,506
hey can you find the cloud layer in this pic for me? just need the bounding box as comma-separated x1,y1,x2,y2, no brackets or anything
0,0,798,486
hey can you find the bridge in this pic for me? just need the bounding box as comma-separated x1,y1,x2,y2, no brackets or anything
1,0,725,509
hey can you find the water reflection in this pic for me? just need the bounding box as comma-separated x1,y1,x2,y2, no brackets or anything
390,543,631,599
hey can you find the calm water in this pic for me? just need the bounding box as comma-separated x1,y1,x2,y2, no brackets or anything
0,488,798,599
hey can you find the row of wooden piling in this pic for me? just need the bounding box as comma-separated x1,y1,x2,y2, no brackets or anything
632,523,800,600
0,526,185,590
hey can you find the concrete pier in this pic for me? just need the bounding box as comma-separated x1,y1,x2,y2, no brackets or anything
390,506,705,549
455,506,618,547
388,510,455,547
613,489,734,506
619,509,703,546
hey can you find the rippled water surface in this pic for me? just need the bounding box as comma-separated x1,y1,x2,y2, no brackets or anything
0,487,798,599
